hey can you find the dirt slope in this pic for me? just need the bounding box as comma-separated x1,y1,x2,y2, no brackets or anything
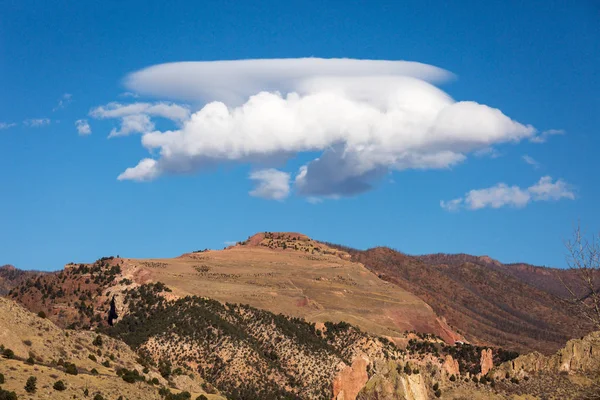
118,232,459,344
335,246,592,354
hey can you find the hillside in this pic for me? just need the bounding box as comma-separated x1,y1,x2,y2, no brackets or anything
415,253,599,299
0,265,45,296
2,233,600,399
0,296,223,400
331,246,592,354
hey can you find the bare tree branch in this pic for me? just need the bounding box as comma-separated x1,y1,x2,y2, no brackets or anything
560,223,600,330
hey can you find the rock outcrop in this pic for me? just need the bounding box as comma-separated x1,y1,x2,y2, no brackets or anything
333,356,369,400
496,330,600,377
480,348,494,376
356,360,429,400
442,354,460,376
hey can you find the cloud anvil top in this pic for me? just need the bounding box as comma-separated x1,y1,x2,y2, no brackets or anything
88,58,563,203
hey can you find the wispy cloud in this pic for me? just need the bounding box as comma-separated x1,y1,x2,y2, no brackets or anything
23,118,51,127
75,119,91,136
530,129,565,144
53,93,72,111
0,122,17,130
522,155,540,169
119,92,139,98
441,176,575,211
249,169,291,201
474,147,501,159
90,101,190,137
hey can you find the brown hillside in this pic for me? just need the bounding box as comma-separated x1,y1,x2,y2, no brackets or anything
332,246,593,354
0,296,222,400
416,253,599,299
0,265,45,296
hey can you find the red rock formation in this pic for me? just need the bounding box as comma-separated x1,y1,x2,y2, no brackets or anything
480,348,493,376
442,354,460,376
332,357,369,400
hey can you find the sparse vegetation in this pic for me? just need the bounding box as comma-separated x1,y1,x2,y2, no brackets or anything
24,376,37,393
53,380,66,391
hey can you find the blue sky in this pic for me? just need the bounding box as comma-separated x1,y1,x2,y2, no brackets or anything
1,0,598,271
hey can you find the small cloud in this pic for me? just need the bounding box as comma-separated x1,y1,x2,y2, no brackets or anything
117,158,159,181
75,119,91,136
440,198,463,212
441,176,574,211
224,241,237,246
23,118,51,127
249,168,290,201
0,122,17,130
474,147,501,159
53,93,72,111
119,92,140,98
522,155,540,169
306,197,323,204
90,101,190,137
530,129,565,144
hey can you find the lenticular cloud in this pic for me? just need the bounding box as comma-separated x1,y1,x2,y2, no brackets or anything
113,58,537,199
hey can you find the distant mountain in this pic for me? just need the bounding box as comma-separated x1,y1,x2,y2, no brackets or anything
325,245,593,354
415,253,598,299
0,264,45,296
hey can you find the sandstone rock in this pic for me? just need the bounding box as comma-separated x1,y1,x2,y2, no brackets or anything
357,360,428,400
496,331,600,377
442,354,460,376
480,348,493,376
333,356,369,400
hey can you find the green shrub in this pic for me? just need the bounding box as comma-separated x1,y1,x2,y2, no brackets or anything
25,376,37,393
26,356,35,365
449,374,456,382
53,380,67,391
196,396,208,400
37,311,46,318
64,362,78,375
93,394,105,400
102,360,110,367
91,368,99,375
89,354,97,362
93,335,103,347
0,372,5,384
2,348,14,359
0,388,17,400
433,382,439,391
434,389,442,398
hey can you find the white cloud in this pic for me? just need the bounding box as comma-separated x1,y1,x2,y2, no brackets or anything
528,176,575,201
117,158,159,181
530,129,565,143
0,122,17,130
106,58,537,198
119,92,139,98
75,119,91,135
24,118,51,127
440,198,463,212
125,58,453,105
224,240,237,246
522,154,540,169
248,169,291,200
441,176,575,211
474,147,501,158
53,93,72,111
90,102,190,137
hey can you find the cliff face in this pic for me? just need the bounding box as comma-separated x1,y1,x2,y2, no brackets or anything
355,360,430,400
497,330,600,377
